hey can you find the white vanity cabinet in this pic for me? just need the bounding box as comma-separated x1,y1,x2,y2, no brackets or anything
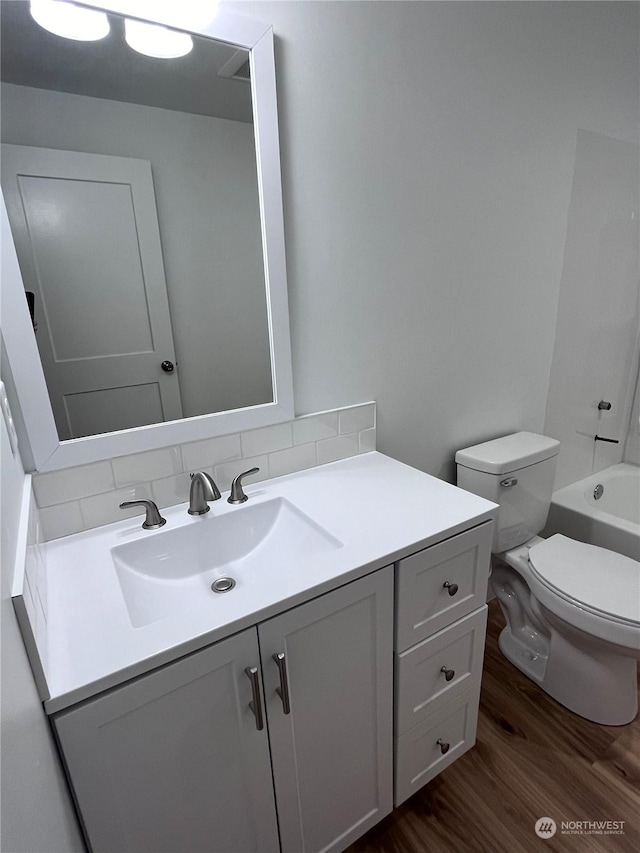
53,627,280,853
393,520,492,805
259,568,394,853
53,567,394,853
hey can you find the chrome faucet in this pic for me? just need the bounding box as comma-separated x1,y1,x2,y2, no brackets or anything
188,472,221,515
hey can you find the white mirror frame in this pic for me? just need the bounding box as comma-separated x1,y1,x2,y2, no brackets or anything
0,0,293,472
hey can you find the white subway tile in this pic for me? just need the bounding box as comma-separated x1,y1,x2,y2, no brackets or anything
30,497,44,546
293,412,338,445
35,544,48,618
32,404,377,534
241,423,292,457
28,499,39,544
35,592,48,666
33,461,115,507
359,427,377,453
112,447,183,488
80,484,153,530
22,553,36,623
269,443,317,479
338,404,375,435
24,546,38,610
182,433,241,472
39,502,85,540
151,471,197,509
214,455,269,493
316,433,360,465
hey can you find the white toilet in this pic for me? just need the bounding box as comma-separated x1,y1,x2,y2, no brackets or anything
455,431,640,725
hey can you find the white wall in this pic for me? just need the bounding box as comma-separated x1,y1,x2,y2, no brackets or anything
544,129,639,488
1,3,639,846
1,82,272,419
623,362,640,466
228,0,639,480
0,412,84,852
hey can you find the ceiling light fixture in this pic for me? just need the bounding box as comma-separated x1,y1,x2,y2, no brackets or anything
118,0,219,32
124,18,193,59
30,0,110,41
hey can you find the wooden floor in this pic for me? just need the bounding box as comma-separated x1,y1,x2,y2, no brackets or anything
348,601,640,853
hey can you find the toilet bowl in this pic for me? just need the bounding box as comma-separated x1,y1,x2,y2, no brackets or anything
456,432,640,725
493,535,640,725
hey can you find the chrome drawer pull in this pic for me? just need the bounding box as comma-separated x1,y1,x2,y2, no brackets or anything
245,666,264,731
436,738,450,755
273,652,291,715
443,581,458,596
440,666,455,682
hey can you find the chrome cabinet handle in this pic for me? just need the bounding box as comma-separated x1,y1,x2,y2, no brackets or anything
272,652,291,715
436,738,450,755
440,666,455,682
443,581,458,596
245,666,264,731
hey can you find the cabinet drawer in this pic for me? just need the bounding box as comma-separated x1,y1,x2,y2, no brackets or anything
394,682,481,806
395,606,487,736
395,521,492,651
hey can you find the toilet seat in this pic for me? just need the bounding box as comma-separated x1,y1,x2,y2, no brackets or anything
527,535,640,626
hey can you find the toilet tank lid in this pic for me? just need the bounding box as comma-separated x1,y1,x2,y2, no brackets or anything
455,431,560,474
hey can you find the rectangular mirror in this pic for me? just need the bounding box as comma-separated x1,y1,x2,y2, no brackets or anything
1,0,293,472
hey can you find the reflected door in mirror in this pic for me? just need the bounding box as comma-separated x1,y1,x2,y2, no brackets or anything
0,2,294,470
2,144,183,439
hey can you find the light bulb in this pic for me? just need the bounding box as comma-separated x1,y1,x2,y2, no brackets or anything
30,0,110,41
124,19,193,59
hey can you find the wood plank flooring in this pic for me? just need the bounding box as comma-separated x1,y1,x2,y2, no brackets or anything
348,601,640,853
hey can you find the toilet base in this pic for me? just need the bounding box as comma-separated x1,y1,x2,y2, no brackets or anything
498,624,547,684
497,617,639,726
539,606,638,726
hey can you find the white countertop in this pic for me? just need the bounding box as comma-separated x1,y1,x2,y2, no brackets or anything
36,452,496,713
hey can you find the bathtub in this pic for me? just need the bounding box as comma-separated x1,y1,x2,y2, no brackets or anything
544,463,639,561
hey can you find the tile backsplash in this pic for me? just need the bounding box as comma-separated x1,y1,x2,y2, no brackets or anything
16,488,49,698
33,403,376,540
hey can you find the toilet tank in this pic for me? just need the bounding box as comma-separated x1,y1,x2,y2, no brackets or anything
455,432,560,553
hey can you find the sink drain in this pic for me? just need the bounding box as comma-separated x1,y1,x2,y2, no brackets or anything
211,577,236,593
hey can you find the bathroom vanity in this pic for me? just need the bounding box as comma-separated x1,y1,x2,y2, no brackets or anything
17,453,495,853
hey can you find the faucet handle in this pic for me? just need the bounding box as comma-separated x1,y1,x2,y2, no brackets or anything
228,467,260,505
119,499,166,530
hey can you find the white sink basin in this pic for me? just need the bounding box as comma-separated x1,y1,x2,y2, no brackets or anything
111,498,343,628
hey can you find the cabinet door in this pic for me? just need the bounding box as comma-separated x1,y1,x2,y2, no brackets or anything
54,629,279,853
259,567,394,853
